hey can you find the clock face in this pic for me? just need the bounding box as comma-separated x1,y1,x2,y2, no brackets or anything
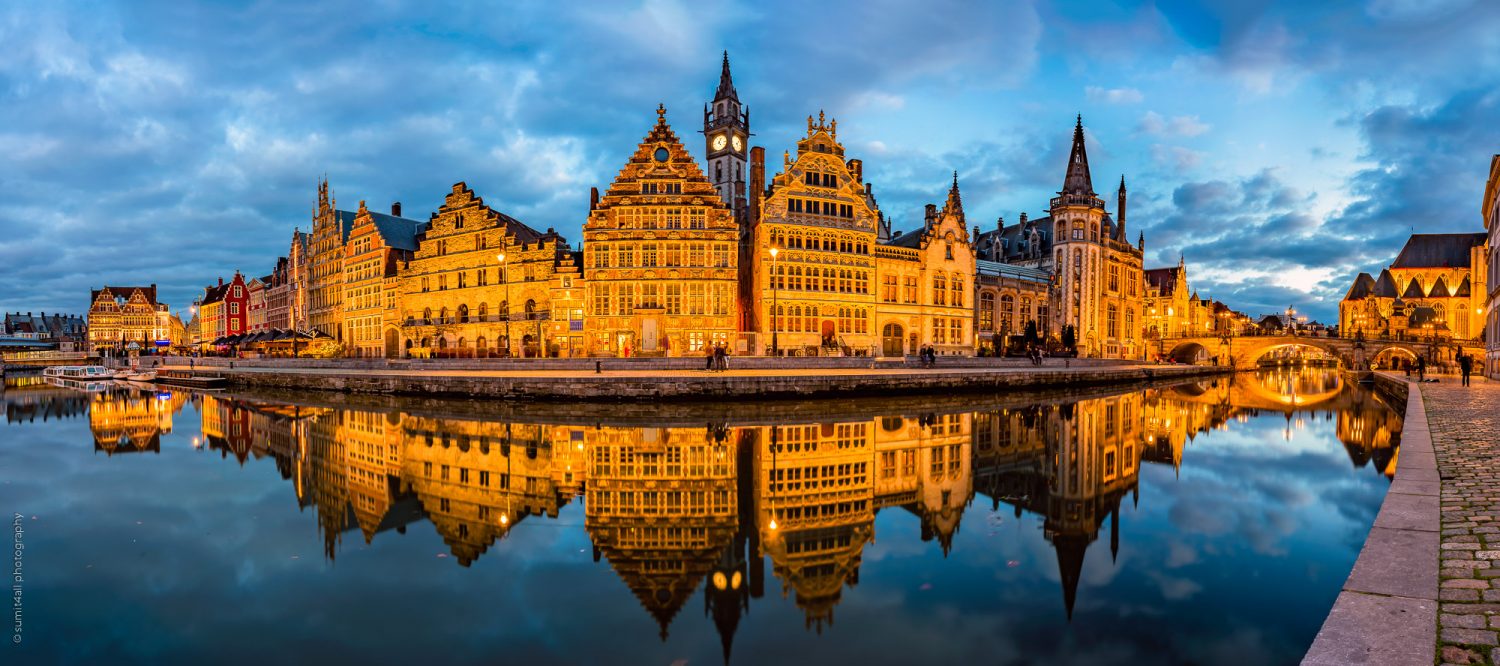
731,135,743,151
712,135,727,151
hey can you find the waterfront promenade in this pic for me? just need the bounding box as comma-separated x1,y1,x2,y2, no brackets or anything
150,357,1229,401
1305,375,1500,666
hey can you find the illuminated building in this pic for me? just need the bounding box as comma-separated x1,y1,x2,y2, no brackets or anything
196,273,247,347
974,259,1051,354
399,183,571,358
341,200,421,358
701,53,756,334
1486,155,1500,377
976,119,1145,358
1340,233,1488,343
88,390,187,455
1143,257,1218,339
875,178,978,356
87,285,170,353
307,178,348,340
582,107,739,357
263,257,292,331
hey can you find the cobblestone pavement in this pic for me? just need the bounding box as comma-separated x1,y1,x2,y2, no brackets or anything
1424,376,1500,666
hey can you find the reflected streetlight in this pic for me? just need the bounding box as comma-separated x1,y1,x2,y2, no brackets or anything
769,245,780,357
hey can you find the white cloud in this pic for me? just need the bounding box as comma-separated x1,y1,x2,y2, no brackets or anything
1085,86,1144,104
1139,111,1211,137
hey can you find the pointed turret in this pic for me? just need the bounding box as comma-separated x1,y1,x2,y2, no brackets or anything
1062,115,1094,195
1054,533,1090,620
1137,230,1145,251
1116,175,1127,239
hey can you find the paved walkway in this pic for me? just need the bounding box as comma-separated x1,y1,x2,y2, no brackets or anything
1425,376,1500,665
156,362,1157,379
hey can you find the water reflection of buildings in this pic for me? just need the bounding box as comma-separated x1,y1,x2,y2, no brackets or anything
65,368,1403,654
89,389,189,455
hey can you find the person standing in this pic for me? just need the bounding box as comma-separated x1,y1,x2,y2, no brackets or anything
704,344,714,372
1417,355,1426,382
1459,353,1473,387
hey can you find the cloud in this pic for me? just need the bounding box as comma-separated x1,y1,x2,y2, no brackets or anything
1139,111,1210,137
1086,86,1144,105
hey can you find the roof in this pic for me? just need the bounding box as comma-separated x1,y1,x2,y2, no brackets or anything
973,215,1054,263
1401,277,1425,299
1343,272,1375,300
1390,233,1486,269
1428,275,1451,298
201,282,231,305
355,209,423,251
1144,267,1182,296
1454,275,1472,298
976,260,1051,284
91,285,159,306
1372,269,1399,298
886,228,924,248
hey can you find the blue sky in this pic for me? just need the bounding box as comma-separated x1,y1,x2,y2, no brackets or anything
2,0,1498,323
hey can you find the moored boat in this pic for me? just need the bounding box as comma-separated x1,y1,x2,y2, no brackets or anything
45,365,116,380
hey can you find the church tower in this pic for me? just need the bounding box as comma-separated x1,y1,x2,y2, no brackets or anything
1050,116,1108,355
703,51,750,221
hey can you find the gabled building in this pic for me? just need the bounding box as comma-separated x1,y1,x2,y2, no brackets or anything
398,183,570,358
198,273,248,347
582,106,739,357
878,177,978,356
342,200,422,358
87,285,168,353
1338,232,1489,341
5,311,87,350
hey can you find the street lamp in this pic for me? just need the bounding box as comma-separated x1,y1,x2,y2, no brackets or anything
769,245,780,357
497,252,511,358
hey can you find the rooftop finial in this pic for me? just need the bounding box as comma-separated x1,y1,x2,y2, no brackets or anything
715,51,738,101
656,103,667,124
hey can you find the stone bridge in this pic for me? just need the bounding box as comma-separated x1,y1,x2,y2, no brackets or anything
1154,334,1485,370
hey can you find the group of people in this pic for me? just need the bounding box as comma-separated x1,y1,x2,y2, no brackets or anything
1402,353,1479,386
917,345,939,368
703,343,731,372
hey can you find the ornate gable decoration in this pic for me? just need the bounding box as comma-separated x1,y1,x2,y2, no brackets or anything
597,105,723,207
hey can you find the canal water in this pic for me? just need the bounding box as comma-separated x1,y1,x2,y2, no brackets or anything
1,368,1400,665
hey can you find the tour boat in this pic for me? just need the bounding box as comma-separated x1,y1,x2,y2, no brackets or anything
44,365,115,380
125,370,158,382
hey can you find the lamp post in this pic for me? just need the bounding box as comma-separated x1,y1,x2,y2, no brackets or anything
769,246,780,357
497,253,511,358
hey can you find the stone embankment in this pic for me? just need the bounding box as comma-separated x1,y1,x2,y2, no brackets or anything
155,357,1229,401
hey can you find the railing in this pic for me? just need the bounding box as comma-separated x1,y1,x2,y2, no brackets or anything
1050,194,1104,209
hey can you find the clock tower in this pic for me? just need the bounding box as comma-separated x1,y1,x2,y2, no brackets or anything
703,51,749,222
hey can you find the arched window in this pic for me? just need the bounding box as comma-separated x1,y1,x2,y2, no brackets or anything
979,292,995,331
499,300,509,320
439,306,449,322
478,303,488,320
458,304,469,323
1000,295,1015,333
423,307,432,323
476,336,487,350
524,299,536,319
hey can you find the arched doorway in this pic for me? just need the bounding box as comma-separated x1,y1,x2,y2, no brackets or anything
820,320,836,346
882,323,904,356
384,329,400,358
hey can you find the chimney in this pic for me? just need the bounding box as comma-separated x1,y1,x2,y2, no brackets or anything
865,182,873,197
590,187,600,211
924,203,937,222
391,202,402,217
847,159,862,183
218,277,224,287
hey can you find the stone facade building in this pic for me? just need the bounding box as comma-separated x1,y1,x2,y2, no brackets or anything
6,311,87,350
877,178,978,356
87,285,169,353
582,107,739,357
341,200,421,358
1484,154,1499,378
398,182,570,358
973,119,1144,358
1339,232,1489,343
307,179,349,341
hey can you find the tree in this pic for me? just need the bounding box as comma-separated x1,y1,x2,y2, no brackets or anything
1061,325,1077,352
1024,320,1039,347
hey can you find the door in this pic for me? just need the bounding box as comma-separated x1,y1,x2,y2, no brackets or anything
641,318,659,352
882,323,904,356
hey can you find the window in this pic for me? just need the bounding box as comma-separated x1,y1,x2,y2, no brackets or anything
903,276,918,304
1000,295,1014,333
933,274,947,305
979,293,995,330
1107,304,1118,338
1072,220,1084,240
1108,265,1119,292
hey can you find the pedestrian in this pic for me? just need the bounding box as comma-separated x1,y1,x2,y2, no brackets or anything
189,358,194,371
1459,353,1473,387
704,344,714,371
720,344,730,372
1417,356,1426,382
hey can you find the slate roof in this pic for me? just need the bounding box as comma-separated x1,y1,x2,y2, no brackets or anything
1343,272,1375,300
973,216,1054,263
1144,267,1182,296
201,283,231,306
976,260,1051,284
91,285,159,305
1372,269,1399,298
1428,275,1451,298
886,228,925,248
1402,277,1425,299
1454,275,1472,298
1390,233,1486,269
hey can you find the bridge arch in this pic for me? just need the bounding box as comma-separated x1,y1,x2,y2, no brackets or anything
1165,341,1211,364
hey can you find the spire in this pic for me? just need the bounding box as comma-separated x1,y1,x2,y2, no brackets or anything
715,51,738,102
942,171,964,220
1137,230,1144,251
1062,115,1094,196
1116,175,1127,238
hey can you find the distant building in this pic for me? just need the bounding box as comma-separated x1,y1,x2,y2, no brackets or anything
198,273,248,347
1484,155,1500,378
87,285,170,353
1339,233,1489,342
4,311,86,350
